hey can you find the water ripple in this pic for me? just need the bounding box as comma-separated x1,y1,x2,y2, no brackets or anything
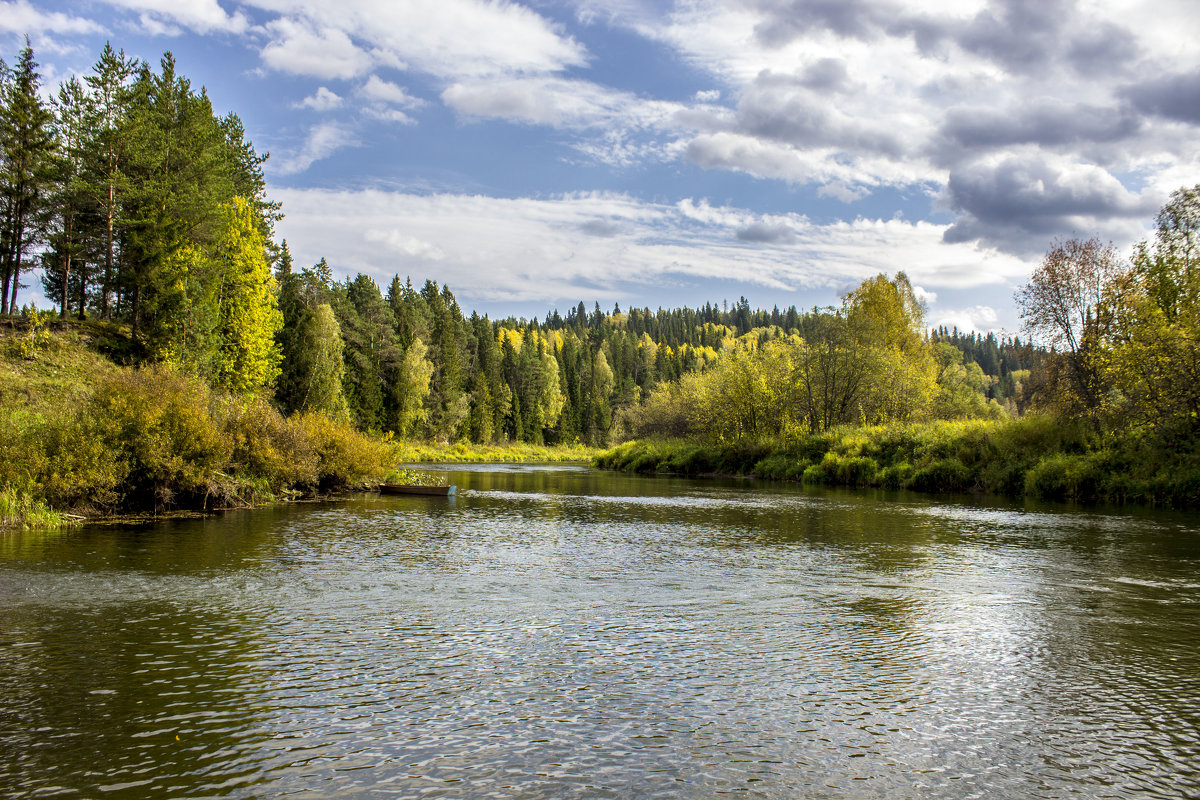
1,468,1198,798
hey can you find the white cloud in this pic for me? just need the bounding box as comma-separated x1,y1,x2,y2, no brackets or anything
363,107,416,124
274,121,359,175
0,0,105,35
355,76,423,124
246,0,587,80
294,86,343,111
617,0,1200,253
104,0,249,34
364,229,445,260
442,76,657,129
272,187,1034,309
360,75,422,108
932,305,1002,333
261,17,373,79
442,75,694,164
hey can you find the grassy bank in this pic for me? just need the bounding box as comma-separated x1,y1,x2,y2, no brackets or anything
393,440,599,463
0,323,394,527
595,417,1200,508
0,321,602,529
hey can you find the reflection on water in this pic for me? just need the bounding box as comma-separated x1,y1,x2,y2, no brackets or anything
2,466,1199,798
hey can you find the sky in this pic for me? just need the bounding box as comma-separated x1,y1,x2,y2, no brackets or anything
5,0,1199,333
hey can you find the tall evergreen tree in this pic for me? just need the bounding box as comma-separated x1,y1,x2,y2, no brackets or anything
82,43,137,318
0,41,56,314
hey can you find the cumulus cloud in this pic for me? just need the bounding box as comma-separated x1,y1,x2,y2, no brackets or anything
941,153,1155,253
0,0,105,35
361,75,422,108
261,18,374,79
1123,69,1200,125
932,304,1001,333
294,87,343,111
272,188,1031,311
357,75,424,123
734,70,903,156
736,222,796,243
104,0,249,34
938,101,1143,154
247,0,586,80
634,0,1198,254
743,0,1143,77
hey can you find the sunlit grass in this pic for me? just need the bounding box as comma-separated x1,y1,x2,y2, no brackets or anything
595,416,1199,508
0,486,69,530
393,441,600,463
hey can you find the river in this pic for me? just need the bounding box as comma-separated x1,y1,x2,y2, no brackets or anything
2,464,1198,798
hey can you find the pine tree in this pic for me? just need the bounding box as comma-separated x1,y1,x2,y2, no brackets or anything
0,41,56,314
40,77,91,318
82,43,137,318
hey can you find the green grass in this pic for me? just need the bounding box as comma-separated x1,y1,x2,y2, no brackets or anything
0,320,119,417
393,440,600,463
595,417,1200,508
0,486,70,530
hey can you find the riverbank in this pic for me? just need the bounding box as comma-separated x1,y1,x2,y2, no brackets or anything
595,417,1200,508
394,441,598,463
0,322,395,530
0,322,601,530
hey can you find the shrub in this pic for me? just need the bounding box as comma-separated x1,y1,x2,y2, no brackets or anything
223,397,319,495
293,411,394,490
0,486,66,529
802,459,831,485
833,455,879,486
877,462,913,489
753,453,808,480
86,365,230,507
1024,452,1104,501
908,458,972,493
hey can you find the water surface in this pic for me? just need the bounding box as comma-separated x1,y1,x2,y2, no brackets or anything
2,466,1198,798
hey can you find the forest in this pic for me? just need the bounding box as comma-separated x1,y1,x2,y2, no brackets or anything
1,40,1197,521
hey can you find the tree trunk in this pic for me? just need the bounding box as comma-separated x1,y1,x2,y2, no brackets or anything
102,183,115,319
60,212,73,318
77,266,86,320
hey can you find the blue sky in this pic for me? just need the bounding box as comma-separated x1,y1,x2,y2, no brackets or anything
6,0,1199,332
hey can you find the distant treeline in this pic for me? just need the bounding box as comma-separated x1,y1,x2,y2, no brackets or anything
278,262,1044,447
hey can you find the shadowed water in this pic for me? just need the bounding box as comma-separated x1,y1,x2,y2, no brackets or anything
2,465,1199,798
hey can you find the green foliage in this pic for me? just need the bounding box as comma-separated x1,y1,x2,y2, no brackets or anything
1015,188,1200,435
0,325,393,516
211,197,282,393
1024,453,1102,501
13,307,53,358
383,468,447,486
907,458,972,493
221,396,319,496
0,486,66,529
597,413,1199,507
395,440,597,463
292,411,394,491
86,365,231,506
0,41,57,316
